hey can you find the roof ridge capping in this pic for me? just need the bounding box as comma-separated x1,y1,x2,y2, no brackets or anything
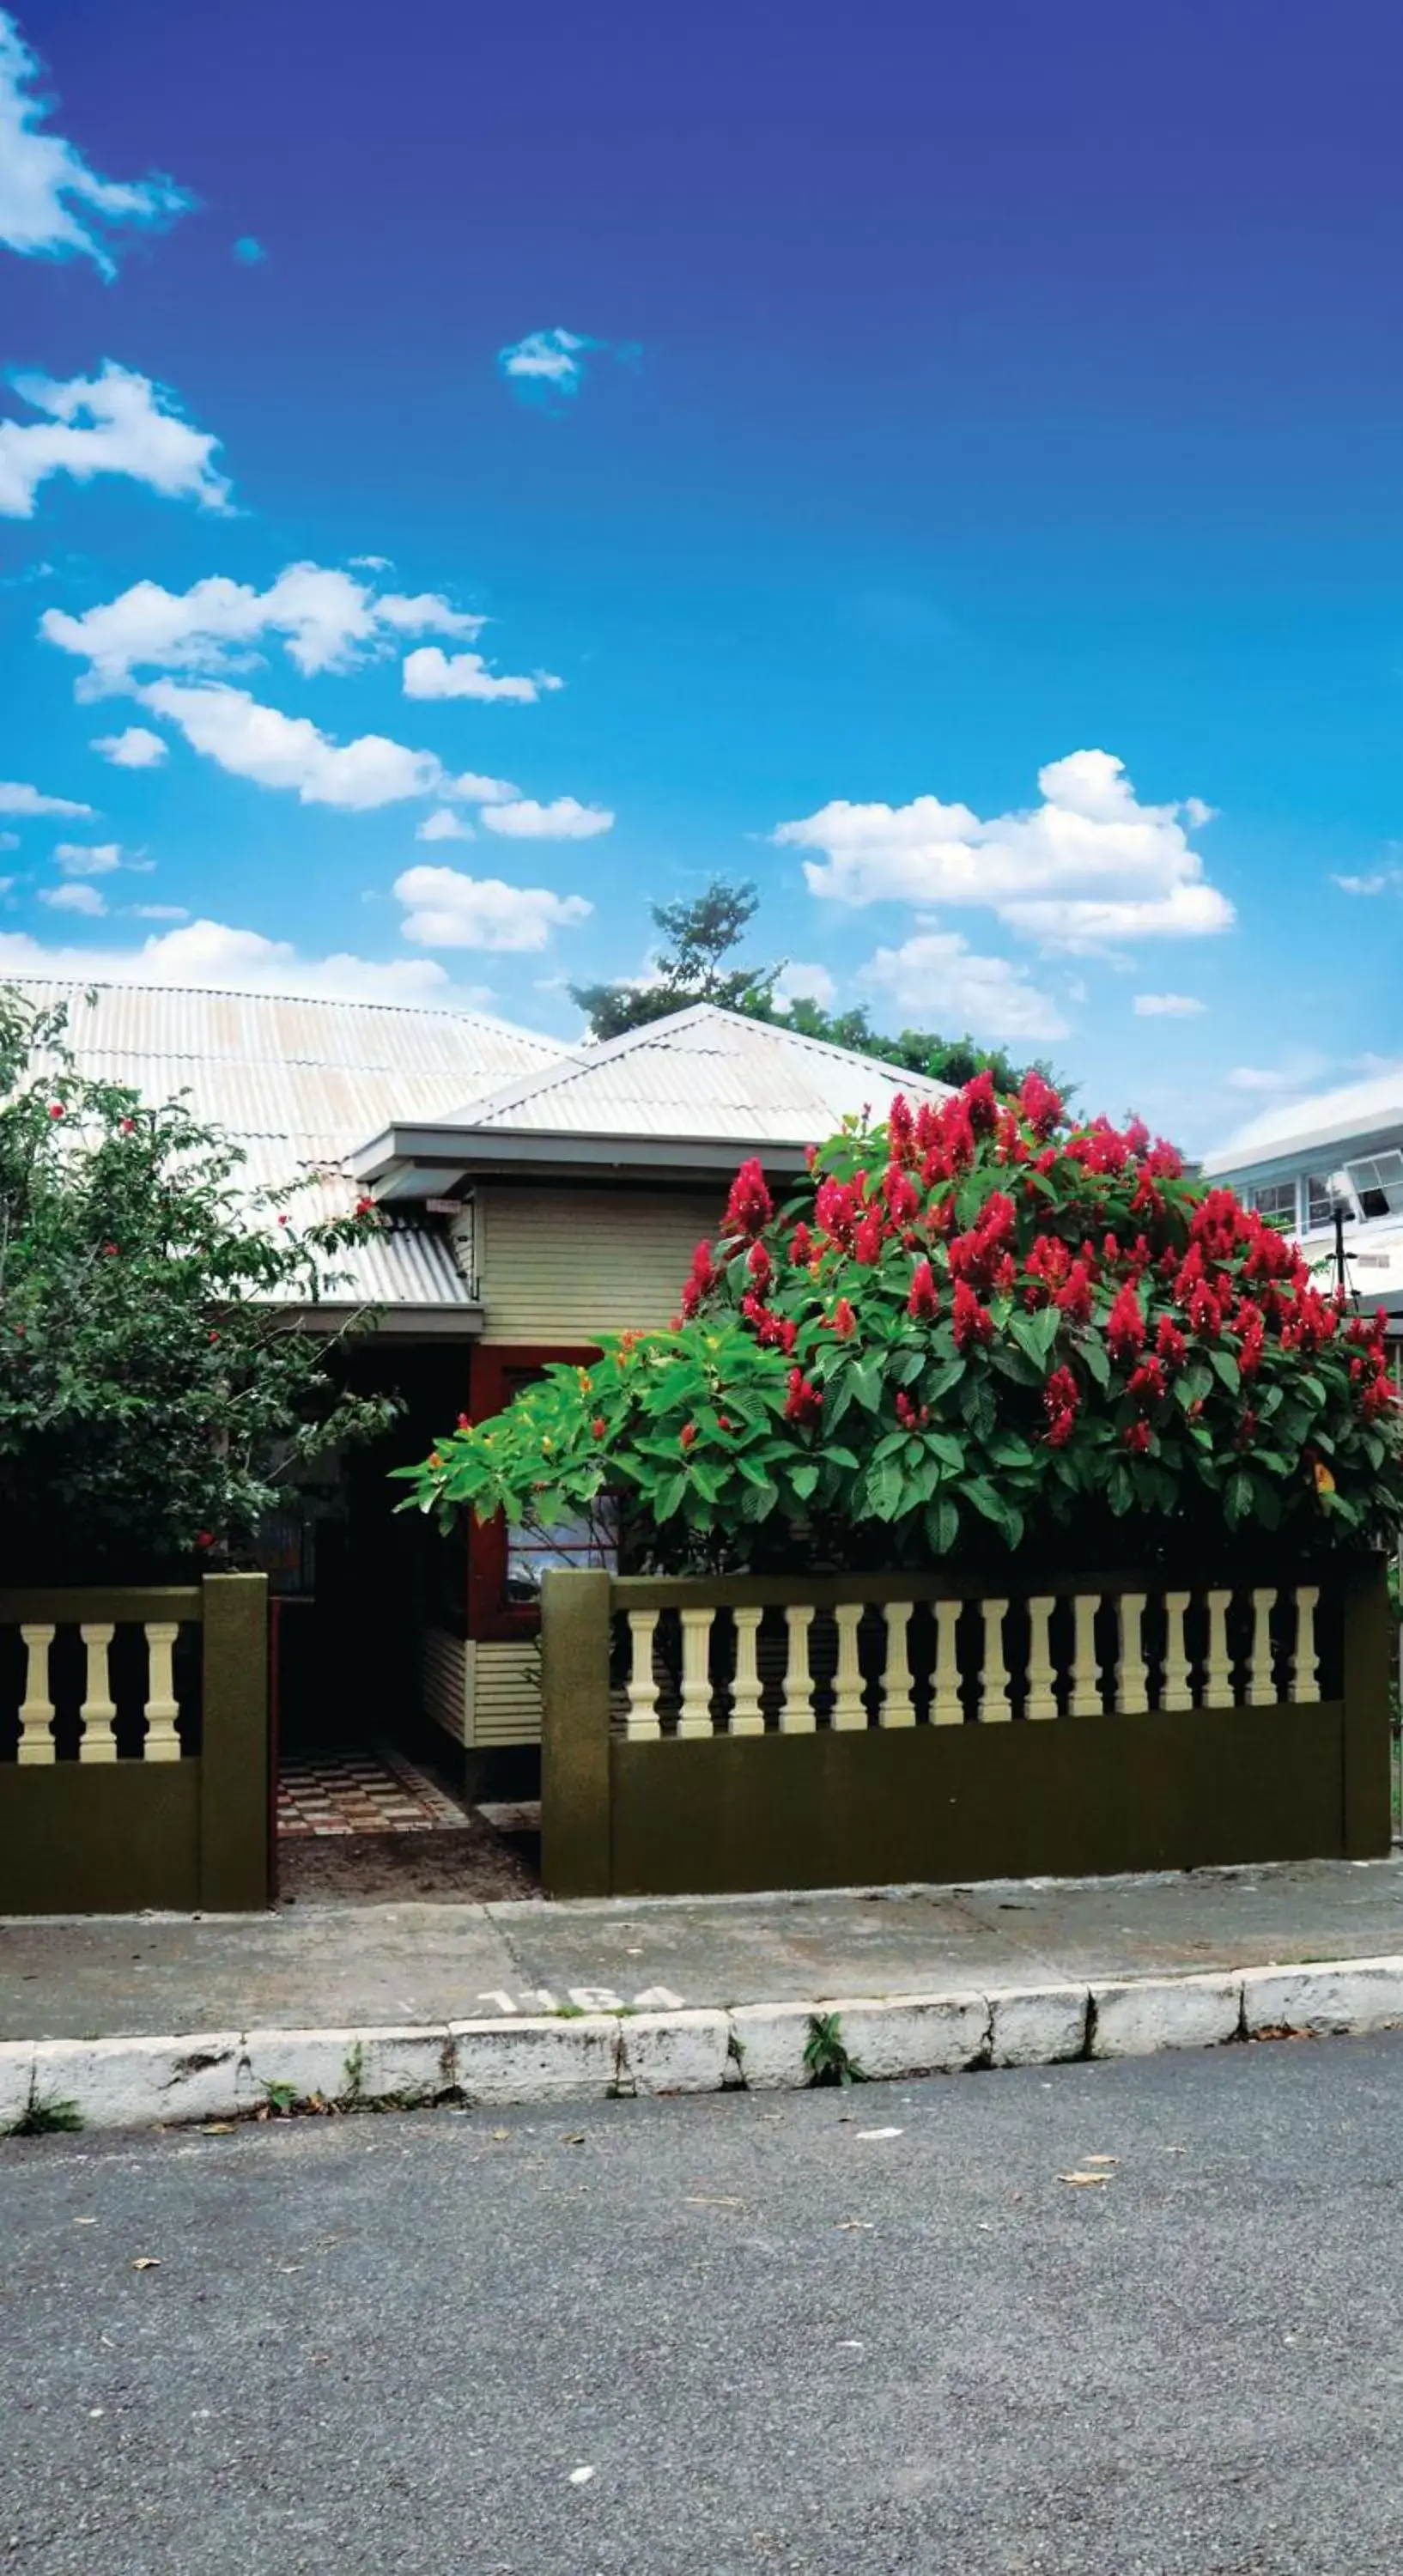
440,999,956,1131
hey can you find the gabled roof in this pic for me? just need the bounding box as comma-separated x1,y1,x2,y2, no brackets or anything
451,1003,953,1141
5,976,574,1316
355,1004,955,1195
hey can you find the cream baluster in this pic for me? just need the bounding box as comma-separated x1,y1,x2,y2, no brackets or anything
978,1599,1011,1722
16,1623,56,1765
1203,1589,1234,1709
142,1621,182,1762
1248,1588,1278,1706
931,1601,963,1726
1291,1585,1321,1704
780,1605,817,1734
1162,1591,1193,1710
625,1610,661,1741
728,1607,765,1736
1024,1596,1057,1720
1115,1594,1149,1715
79,1621,118,1762
1069,1594,1102,1716
830,1602,866,1731
677,1607,716,1739
878,1602,915,1728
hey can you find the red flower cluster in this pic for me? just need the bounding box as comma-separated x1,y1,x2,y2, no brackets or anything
784,1367,823,1426
723,1158,773,1239
1043,1365,1078,1448
952,1279,993,1352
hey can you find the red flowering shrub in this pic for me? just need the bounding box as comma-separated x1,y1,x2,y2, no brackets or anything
405,1074,1403,1567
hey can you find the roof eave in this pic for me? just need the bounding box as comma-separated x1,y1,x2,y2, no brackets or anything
354,1124,817,1199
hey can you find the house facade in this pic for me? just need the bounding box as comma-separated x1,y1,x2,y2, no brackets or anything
13,979,951,1765
1202,1069,1403,1332
352,1003,954,1756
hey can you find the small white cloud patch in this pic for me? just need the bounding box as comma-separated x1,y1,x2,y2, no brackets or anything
91,726,168,769
394,864,592,952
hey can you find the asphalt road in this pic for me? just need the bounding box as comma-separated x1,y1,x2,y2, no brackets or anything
3,2038,1403,2575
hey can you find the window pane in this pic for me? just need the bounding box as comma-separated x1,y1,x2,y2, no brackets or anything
505,1509,619,1603
1246,1180,1297,1230
1305,1173,1333,1231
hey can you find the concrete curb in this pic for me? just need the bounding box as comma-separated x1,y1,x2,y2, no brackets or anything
6,1953,1403,2133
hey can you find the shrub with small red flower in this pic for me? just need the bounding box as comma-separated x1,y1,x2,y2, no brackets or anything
408,1072,1403,1570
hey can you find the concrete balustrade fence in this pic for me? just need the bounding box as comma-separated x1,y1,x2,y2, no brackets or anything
0,1575,269,1914
541,1564,1393,1898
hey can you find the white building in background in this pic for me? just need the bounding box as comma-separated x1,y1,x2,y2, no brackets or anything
1202,1067,1403,1331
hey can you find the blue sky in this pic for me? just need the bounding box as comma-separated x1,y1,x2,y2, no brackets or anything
3,0,1402,1149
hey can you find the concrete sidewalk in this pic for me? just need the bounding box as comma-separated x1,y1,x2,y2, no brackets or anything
4,1853,1403,2040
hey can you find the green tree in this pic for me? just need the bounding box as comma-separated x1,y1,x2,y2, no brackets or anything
568,876,1060,1093
402,1072,1403,1574
569,878,779,1039
0,987,393,1579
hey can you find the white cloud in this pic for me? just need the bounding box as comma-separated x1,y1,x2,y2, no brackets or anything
40,879,105,916
0,11,192,276
91,725,168,768
0,364,229,520
859,929,1070,1042
54,841,121,875
137,680,442,811
394,864,592,952
0,916,477,1004
498,327,594,401
416,807,474,842
0,778,92,816
1332,868,1403,896
0,830,17,851
481,796,614,841
774,961,837,1010
402,645,562,705
46,561,479,691
1224,1052,1333,1101
1134,992,1206,1018
128,903,188,921
778,750,1233,949
445,770,520,805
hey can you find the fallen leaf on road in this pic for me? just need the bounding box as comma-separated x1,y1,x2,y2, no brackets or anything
855,2127,903,2142
1059,2172,1108,2188
836,2220,874,2231
131,2256,161,2269
563,2133,586,2147
489,2129,511,2142
568,2465,596,2487
72,2217,95,2227
198,2123,235,2136
684,2195,744,2208
1084,2154,1119,2166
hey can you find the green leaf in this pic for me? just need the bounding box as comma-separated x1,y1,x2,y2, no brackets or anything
788,1461,820,1501
925,1496,960,1556
1210,1351,1241,1394
1079,1336,1111,1391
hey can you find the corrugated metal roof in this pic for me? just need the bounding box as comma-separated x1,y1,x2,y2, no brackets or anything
8,976,571,1313
455,1004,954,1142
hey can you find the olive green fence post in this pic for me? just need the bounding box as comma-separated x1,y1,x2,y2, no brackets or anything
541,1569,613,1897
1341,1558,1393,1859
198,1573,270,1909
